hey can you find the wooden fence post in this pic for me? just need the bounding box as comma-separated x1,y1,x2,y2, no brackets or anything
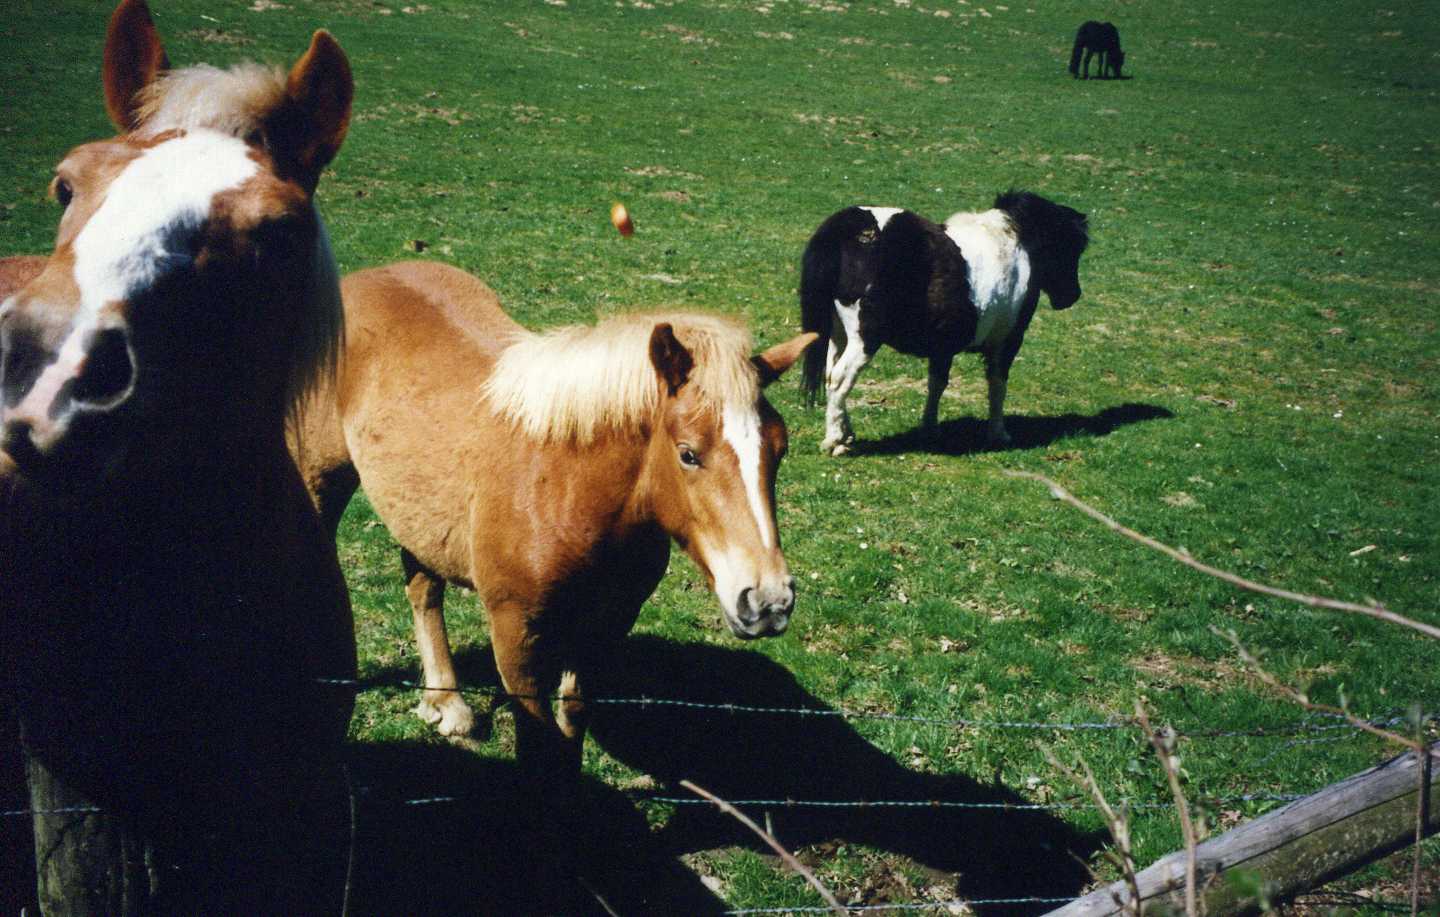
1046,742,1439,915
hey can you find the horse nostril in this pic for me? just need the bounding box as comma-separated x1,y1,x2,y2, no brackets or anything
735,587,760,624
72,329,134,408
1,419,39,468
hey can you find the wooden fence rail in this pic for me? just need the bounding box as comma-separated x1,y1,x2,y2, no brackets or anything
1047,741,1437,915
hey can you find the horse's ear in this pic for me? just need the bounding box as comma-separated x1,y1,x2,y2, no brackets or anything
103,0,170,133
270,30,353,188
649,323,694,396
753,332,819,388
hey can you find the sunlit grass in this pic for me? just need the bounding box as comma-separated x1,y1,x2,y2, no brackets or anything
5,0,1437,909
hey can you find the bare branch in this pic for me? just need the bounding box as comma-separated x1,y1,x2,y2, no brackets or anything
680,779,847,915
1042,746,1142,915
1134,700,1198,916
1006,471,1440,641
1212,627,1423,753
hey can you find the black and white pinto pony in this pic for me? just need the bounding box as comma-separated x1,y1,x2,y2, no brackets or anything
799,191,1089,455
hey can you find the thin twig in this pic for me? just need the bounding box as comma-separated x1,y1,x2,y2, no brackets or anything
1042,746,1142,915
576,876,623,917
1212,628,1422,753
1135,700,1198,916
341,763,358,917
1006,471,1440,641
680,779,847,915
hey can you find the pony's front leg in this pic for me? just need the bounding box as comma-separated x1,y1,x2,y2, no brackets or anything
922,352,955,433
982,348,1014,448
821,300,873,456
487,605,590,906
402,549,476,737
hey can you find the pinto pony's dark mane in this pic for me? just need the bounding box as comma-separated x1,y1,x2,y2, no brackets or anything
993,189,1090,262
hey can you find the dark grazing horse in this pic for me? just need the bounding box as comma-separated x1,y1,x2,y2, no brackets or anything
1069,20,1125,79
799,191,1089,455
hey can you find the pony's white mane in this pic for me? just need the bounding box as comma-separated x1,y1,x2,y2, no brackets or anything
134,63,287,138
483,312,759,444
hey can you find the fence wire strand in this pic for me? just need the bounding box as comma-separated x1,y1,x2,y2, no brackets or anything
316,675,1431,740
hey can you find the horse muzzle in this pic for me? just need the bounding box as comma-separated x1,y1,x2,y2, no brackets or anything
726,578,795,640
1,311,137,483
1050,286,1082,310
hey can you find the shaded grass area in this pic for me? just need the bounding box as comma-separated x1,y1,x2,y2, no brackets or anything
4,0,1439,911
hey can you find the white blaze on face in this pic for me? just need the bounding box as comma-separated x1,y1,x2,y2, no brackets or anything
72,130,259,321
859,206,903,231
722,401,775,551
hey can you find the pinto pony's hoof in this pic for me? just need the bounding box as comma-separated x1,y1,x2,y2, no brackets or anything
985,429,1013,450
416,696,477,737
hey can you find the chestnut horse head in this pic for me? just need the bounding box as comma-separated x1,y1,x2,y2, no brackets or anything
0,0,350,487
485,313,817,639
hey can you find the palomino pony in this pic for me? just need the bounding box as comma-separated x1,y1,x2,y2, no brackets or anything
0,1,355,910
292,261,813,799
799,190,1089,455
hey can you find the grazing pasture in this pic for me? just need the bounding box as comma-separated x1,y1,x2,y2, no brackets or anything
4,0,1438,911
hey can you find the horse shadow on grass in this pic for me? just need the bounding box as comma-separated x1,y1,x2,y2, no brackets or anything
857,401,1173,458
585,637,1102,912
344,735,729,916
367,635,1104,913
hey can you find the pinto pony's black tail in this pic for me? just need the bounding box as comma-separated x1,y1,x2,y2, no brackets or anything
798,217,842,407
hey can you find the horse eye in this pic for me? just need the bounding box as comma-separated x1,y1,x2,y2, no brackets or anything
54,179,74,209
678,446,701,468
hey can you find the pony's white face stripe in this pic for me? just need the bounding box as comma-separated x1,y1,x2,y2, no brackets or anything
72,130,258,319
722,402,775,550
860,206,904,231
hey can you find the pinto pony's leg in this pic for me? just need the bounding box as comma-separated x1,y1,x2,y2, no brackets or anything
402,549,475,737
821,299,872,455
922,352,955,432
983,338,1025,448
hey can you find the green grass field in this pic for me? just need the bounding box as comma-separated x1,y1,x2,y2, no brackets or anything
4,0,1438,912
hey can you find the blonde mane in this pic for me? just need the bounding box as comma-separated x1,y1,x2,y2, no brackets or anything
134,62,287,138
483,312,760,444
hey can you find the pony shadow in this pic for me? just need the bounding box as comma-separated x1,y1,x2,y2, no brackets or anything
586,636,1103,913
858,401,1173,457
345,737,727,916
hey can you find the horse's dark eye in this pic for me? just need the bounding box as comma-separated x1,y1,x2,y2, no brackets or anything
54,179,73,209
678,447,701,468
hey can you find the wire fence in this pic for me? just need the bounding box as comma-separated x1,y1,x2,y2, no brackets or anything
5,675,1433,913
319,674,1431,739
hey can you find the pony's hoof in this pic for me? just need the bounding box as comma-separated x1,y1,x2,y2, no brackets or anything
417,697,476,737
985,430,1013,450
821,429,855,455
